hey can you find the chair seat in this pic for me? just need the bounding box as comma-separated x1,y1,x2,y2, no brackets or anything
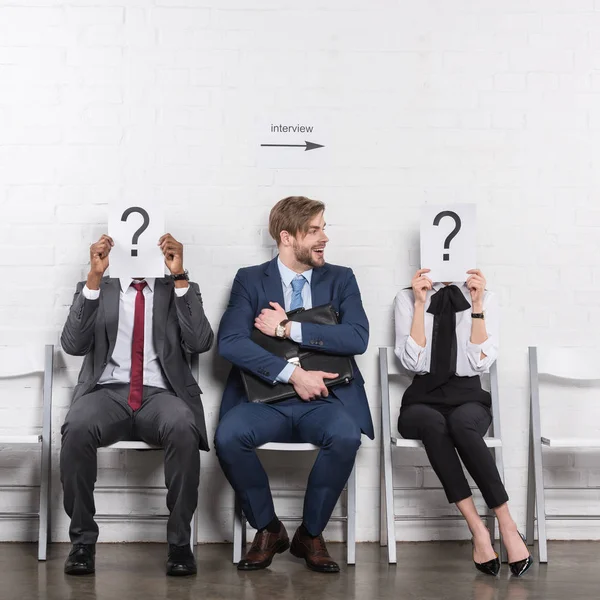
0,434,42,444
541,437,600,448
257,442,318,451
392,436,502,448
104,441,159,450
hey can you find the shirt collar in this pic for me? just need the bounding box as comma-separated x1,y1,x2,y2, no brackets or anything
432,281,467,292
277,257,313,287
119,277,155,293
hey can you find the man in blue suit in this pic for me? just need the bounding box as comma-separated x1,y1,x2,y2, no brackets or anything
215,196,374,573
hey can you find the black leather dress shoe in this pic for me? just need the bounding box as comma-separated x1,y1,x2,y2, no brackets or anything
64,543,95,575
166,544,197,576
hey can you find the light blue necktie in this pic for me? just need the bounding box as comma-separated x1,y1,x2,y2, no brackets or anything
290,275,307,311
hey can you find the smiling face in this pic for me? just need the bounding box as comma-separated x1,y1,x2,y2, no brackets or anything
290,212,328,270
269,196,328,273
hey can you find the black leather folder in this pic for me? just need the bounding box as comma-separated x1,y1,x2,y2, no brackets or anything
241,304,354,403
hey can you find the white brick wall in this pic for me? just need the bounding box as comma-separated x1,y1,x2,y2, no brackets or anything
1,0,600,544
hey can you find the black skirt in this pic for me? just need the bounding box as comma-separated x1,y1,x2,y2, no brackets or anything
401,374,491,415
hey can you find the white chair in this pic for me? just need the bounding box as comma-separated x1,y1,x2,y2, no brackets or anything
526,346,600,564
95,354,201,549
0,344,53,561
379,346,506,564
232,442,357,565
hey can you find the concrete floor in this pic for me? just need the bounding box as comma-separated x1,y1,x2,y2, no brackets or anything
0,541,594,600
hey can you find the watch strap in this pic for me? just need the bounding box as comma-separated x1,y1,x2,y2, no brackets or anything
171,269,189,281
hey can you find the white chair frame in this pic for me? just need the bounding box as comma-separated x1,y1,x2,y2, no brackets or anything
0,344,53,561
379,346,506,564
232,442,357,565
526,345,600,564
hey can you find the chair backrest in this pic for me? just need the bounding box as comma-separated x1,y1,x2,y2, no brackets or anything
530,346,600,382
528,346,600,438
379,346,502,442
0,345,53,440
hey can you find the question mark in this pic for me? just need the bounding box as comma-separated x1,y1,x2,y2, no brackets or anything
121,207,150,257
432,210,462,261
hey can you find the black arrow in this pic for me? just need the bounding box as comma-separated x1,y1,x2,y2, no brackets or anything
260,140,324,151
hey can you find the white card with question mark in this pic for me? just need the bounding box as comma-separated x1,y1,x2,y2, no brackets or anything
420,204,476,284
108,200,165,279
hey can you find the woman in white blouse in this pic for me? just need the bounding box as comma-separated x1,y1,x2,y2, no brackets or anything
394,268,531,577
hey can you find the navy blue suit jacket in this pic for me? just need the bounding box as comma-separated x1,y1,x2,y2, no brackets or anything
217,257,374,439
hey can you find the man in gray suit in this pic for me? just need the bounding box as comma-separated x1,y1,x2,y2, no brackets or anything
60,233,213,577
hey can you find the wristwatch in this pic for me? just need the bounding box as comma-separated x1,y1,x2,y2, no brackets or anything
471,312,485,319
170,269,189,281
275,319,290,338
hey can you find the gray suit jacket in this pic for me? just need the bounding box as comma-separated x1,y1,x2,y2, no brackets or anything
61,277,214,451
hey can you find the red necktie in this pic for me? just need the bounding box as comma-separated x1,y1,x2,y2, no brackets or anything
128,281,147,411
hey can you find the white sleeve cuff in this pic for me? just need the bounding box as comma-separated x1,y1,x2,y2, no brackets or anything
467,338,495,368
289,322,303,344
276,362,296,384
467,337,493,356
82,285,100,300
174,285,189,297
405,335,425,360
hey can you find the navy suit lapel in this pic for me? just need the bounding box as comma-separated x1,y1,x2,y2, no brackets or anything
310,264,330,308
262,257,285,312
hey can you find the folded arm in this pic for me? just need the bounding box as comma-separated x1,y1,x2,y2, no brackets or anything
218,269,289,384
297,269,369,356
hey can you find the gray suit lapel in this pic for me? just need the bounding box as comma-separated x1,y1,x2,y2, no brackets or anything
102,278,120,364
153,277,172,357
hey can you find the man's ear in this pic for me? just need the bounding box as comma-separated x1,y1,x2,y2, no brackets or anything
279,230,291,246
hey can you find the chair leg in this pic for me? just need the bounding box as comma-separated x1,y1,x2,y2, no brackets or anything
190,506,199,551
380,444,387,548
347,463,356,565
526,423,536,547
532,437,548,563
486,512,495,546
37,436,51,561
233,495,244,564
383,444,396,564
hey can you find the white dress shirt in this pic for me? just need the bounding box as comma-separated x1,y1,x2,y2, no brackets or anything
82,278,189,388
394,282,499,376
275,258,313,383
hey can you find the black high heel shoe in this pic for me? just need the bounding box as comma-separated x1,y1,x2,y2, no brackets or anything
508,533,533,577
472,539,500,576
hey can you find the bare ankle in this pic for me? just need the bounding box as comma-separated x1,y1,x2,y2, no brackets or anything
499,521,518,535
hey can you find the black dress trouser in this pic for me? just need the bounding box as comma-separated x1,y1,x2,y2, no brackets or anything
398,379,508,509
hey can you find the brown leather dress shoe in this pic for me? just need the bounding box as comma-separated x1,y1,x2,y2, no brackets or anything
290,527,340,573
237,522,290,571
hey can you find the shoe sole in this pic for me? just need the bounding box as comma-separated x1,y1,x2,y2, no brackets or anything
167,568,197,577
237,539,290,571
64,567,95,576
290,542,340,573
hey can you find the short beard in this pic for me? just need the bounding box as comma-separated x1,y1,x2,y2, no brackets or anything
293,240,320,269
